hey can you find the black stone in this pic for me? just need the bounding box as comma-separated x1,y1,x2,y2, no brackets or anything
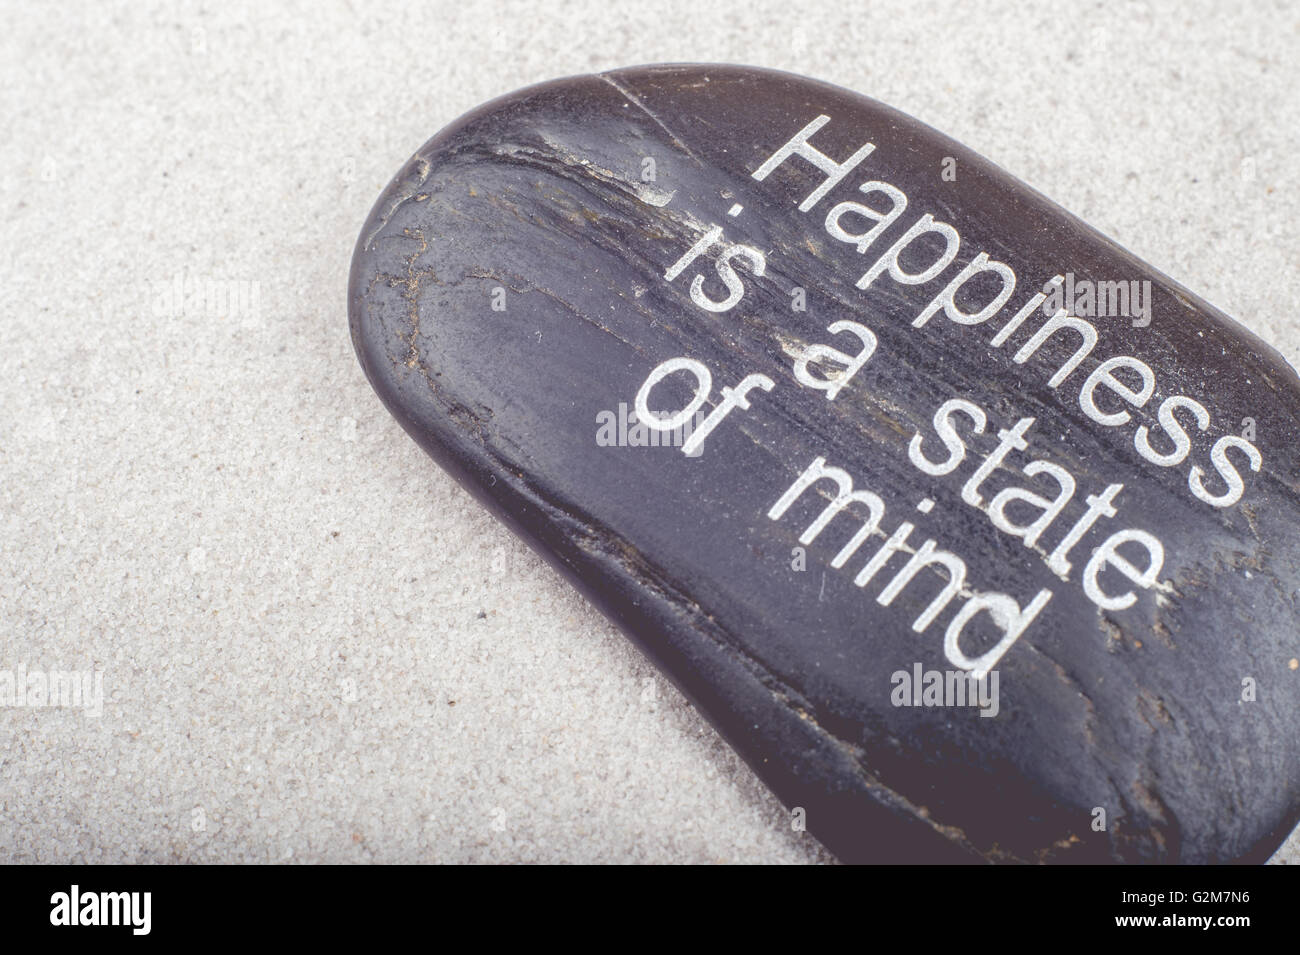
349,64,1300,863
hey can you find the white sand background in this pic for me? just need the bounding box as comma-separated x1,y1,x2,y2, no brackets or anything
0,0,1297,863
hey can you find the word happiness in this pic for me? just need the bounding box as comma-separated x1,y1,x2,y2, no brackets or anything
624,113,1263,675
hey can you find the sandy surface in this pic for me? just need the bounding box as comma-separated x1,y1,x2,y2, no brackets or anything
1,0,1296,863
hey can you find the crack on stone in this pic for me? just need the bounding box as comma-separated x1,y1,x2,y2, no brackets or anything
598,72,704,167
363,156,433,252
